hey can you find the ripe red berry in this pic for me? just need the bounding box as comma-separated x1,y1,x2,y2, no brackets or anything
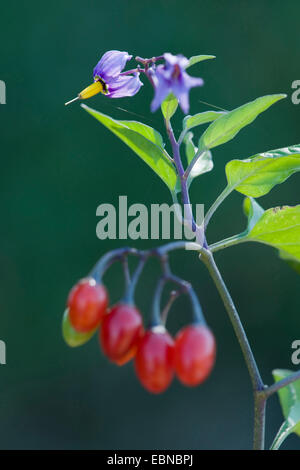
174,325,216,387
68,278,108,333
135,326,174,394
114,347,138,366
100,303,144,364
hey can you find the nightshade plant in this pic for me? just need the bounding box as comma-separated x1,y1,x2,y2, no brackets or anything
64,50,300,450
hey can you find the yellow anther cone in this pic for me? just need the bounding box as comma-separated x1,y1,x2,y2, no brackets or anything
65,81,105,106
79,81,104,99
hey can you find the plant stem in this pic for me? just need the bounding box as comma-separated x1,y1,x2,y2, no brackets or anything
151,277,166,326
159,112,298,449
200,249,263,390
204,185,233,229
119,68,141,76
151,264,203,326
199,248,266,449
123,257,146,304
161,290,179,326
165,119,206,246
90,247,139,281
209,232,248,252
135,55,164,65
183,148,205,180
263,369,300,399
121,255,131,288
156,114,299,447
253,392,267,450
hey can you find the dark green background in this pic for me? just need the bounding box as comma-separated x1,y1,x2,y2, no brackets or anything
0,0,299,450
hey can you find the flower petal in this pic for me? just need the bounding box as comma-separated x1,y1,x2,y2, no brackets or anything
150,55,204,113
182,72,204,88
164,52,189,70
150,70,171,112
93,50,132,81
171,72,204,113
107,73,143,98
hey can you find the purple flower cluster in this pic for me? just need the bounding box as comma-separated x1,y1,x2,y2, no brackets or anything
92,50,203,113
66,50,204,114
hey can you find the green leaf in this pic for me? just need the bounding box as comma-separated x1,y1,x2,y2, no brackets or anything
184,132,213,180
243,197,265,232
279,250,300,275
183,111,226,132
246,205,300,261
226,145,300,197
214,201,300,263
119,120,165,148
199,94,286,151
184,132,198,164
270,369,300,449
62,309,97,347
187,55,216,68
81,104,178,191
161,93,178,121
191,151,213,179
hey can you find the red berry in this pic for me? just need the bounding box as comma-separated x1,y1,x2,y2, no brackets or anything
114,347,138,366
174,325,216,387
68,278,108,333
100,303,144,364
135,326,174,394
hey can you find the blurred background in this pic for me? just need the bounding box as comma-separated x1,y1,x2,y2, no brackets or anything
0,0,299,450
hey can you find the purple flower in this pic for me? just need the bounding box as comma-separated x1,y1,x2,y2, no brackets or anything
151,53,204,113
93,50,142,98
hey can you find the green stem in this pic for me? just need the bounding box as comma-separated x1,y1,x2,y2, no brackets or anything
263,370,300,399
199,248,266,449
204,185,233,229
200,249,263,390
177,128,187,146
209,232,248,252
163,113,273,450
253,393,267,450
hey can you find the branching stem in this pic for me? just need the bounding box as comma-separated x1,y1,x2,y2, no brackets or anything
263,370,300,399
165,119,206,247
94,107,300,451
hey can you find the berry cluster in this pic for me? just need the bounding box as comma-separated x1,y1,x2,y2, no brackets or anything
62,246,216,394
